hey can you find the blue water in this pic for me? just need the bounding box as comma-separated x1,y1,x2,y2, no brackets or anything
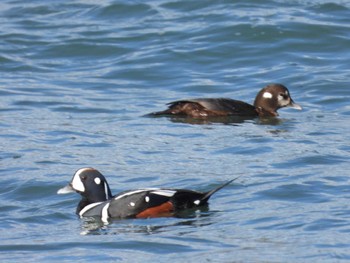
1,0,350,261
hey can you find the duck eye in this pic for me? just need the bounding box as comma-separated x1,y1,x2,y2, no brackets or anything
81,175,87,181
279,93,288,100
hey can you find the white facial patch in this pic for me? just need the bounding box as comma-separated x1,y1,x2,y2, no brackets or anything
71,169,86,192
130,202,135,207
263,92,273,99
194,200,200,205
145,196,150,203
277,94,290,106
94,177,101,185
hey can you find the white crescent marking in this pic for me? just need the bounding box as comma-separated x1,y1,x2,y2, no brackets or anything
71,168,86,192
101,203,110,223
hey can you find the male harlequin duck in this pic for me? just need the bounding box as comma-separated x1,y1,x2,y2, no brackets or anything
57,168,234,222
148,84,302,118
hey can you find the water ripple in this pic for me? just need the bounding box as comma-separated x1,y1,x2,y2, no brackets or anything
1,0,350,262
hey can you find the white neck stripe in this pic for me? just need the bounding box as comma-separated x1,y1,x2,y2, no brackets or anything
79,202,103,217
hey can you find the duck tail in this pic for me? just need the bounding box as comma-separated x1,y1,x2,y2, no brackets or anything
201,176,241,202
144,110,171,117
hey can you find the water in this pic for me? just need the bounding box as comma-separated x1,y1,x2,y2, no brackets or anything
1,0,350,261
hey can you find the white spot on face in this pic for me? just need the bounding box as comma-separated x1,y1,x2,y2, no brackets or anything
94,177,101,185
194,200,200,205
130,202,135,207
71,168,86,192
145,196,150,203
263,92,273,99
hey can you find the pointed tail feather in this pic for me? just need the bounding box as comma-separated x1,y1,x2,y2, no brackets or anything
144,110,172,117
200,176,241,202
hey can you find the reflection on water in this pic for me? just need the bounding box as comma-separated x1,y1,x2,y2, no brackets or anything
80,206,213,236
146,114,255,125
256,117,286,126
147,114,296,127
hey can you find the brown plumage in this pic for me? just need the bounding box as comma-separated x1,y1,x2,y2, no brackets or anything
148,84,302,118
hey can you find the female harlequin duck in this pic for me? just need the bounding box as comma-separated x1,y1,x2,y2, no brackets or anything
148,84,302,118
57,168,234,222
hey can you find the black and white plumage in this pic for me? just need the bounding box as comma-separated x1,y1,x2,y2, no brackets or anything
57,168,234,222
147,84,302,118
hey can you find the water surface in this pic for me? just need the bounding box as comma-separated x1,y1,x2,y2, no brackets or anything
1,0,350,262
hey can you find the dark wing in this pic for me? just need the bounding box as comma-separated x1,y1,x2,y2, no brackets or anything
162,98,257,116
172,178,236,209
189,98,257,116
147,100,207,116
170,189,206,209
147,98,257,117
107,189,177,218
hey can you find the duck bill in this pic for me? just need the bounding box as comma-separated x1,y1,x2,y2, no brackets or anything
57,184,75,194
288,100,302,110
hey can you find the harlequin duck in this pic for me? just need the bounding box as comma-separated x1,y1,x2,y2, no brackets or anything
147,84,302,118
57,168,234,222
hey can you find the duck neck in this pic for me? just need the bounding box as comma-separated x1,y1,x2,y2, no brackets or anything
255,107,278,117
76,198,91,214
